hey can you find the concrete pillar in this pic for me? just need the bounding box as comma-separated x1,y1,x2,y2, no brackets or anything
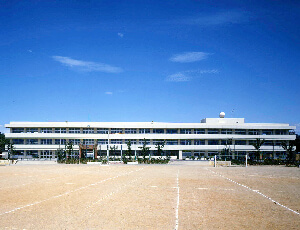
179,150,183,160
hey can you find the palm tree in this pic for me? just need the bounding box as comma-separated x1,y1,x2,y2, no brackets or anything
7,142,14,160
252,139,265,161
0,133,9,157
281,141,295,165
155,141,165,157
126,140,132,160
139,138,150,161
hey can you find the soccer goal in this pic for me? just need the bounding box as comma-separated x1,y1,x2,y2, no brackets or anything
211,154,249,167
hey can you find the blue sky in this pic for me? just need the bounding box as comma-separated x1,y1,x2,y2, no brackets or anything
0,0,299,133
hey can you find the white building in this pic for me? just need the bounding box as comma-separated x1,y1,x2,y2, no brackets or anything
4,113,296,160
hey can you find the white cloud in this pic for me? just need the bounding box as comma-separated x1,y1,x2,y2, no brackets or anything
166,73,191,82
105,92,113,95
176,10,249,26
170,52,211,63
117,33,124,38
52,56,123,73
166,69,219,82
185,69,219,74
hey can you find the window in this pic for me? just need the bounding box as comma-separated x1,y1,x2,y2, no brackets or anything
111,139,123,144
153,129,164,134
235,129,246,135
69,139,81,145
194,140,205,145
153,140,164,145
263,141,274,146
12,128,24,133
98,139,108,145
262,130,273,135
83,128,94,134
208,129,219,134
111,128,123,134
139,139,150,145
26,139,38,145
41,128,52,133
208,140,219,145
235,140,246,145
221,129,232,134
55,128,66,133
194,129,205,134
166,129,178,134
41,150,53,159
139,129,150,134
275,141,283,146
26,128,38,133
69,128,81,134
26,150,38,157
83,139,94,145
125,129,137,134
69,150,79,158
166,140,178,145
125,139,137,144
194,151,205,157
97,128,109,134
248,130,260,135
14,150,24,156
208,151,218,156
41,139,52,145
55,139,66,145
221,139,232,145
275,130,287,135
248,140,256,145
12,139,24,144
180,140,191,145
180,129,191,134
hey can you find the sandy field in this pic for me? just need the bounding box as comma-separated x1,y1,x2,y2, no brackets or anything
0,162,299,229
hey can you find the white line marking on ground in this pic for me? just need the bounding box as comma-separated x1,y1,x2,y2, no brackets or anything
175,170,180,230
150,185,157,188
207,169,300,216
85,177,142,210
0,167,144,216
197,188,209,190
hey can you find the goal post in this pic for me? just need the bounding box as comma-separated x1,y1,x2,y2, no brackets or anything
213,154,248,167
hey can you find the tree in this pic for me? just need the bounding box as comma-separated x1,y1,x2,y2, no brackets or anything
7,142,14,160
56,148,66,161
281,140,295,165
126,140,132,159
139,138,150,161
0,133,9,158
66,141,74,159
155,141,165,157
252,139,265,161
110,145,118,158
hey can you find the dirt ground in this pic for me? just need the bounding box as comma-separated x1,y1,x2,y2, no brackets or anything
0,162,299,229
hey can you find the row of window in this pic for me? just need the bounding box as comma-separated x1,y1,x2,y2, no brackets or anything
11,128,289,135
12,150,286,159
11,139,286,146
